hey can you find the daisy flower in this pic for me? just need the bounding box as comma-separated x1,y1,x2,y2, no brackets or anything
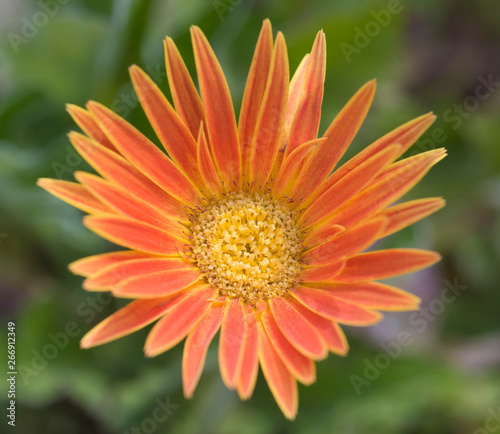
38,19,445,419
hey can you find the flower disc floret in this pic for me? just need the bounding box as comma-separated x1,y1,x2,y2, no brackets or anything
190,192,303,304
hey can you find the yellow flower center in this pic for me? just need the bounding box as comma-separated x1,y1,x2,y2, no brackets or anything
190,192,303,305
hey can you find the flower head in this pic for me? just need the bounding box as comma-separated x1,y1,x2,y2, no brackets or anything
38,19,445,419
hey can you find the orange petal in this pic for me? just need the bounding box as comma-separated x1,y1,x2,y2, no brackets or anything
373,112,437,160
87,101,202,206
281,54,309,146
303,218,386,266
262,308,316,385
257,321,298,420
69,132,188,223
300,145,400,227
197,124,223,198
284,31,326,157
37,178,111,214
183,304,224,398
80,295,178,348
314,281,420,311
334,249,441,282
270,53,309,181
164,37,206,139
83,257,194,291
144,284,214,357
292,286,382,325
305,112,437,205
236,305,259,400
272,138,324,198
377,197,446,237
269,297,327,360
239,19,273,179
66,104,117,152
379,147,446,179
83,215,186,255
289,80,377,206
303,224,345,248
69,251,153,277
75,171,187,237
290,299,349,355
219,299,246,388
319,148,446,230
112,269,200,298
191,26,242,188
299,260,346,283
249,31,289,190
129,65,204,188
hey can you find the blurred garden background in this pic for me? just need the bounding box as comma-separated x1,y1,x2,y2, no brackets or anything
1,0,500,433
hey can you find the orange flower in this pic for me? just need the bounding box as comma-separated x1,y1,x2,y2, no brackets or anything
38,20,445,419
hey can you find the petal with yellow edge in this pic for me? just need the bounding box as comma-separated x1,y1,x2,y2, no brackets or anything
80,295,179,348
377,197,446,237
69,251,154,277
75,171,187,237
219,299,246,388
284,30,326,157
239,19,273,179
292,286,383,326
144,285,214,357
183,304,224,398
314,281,421,311
83,257,194,291
307,112,437,204
87,101,203,207
164,37,206,139
261,308,316,385
69,132,188,223
66,104,118,152
334,249,441,282
290,80,377,206
83,215,187,255
37,178,111,215
129,65,204,188
249,31,289,190
236,305,259,400
303,218,386,266
191,26,241,188
290,299,349,356
269,297,327,360
257,321,298,420
113,268,200,299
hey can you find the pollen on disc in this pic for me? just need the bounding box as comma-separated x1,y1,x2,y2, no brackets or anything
189,192,304,305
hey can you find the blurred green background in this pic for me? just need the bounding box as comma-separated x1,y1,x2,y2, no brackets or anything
1,0,499,433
